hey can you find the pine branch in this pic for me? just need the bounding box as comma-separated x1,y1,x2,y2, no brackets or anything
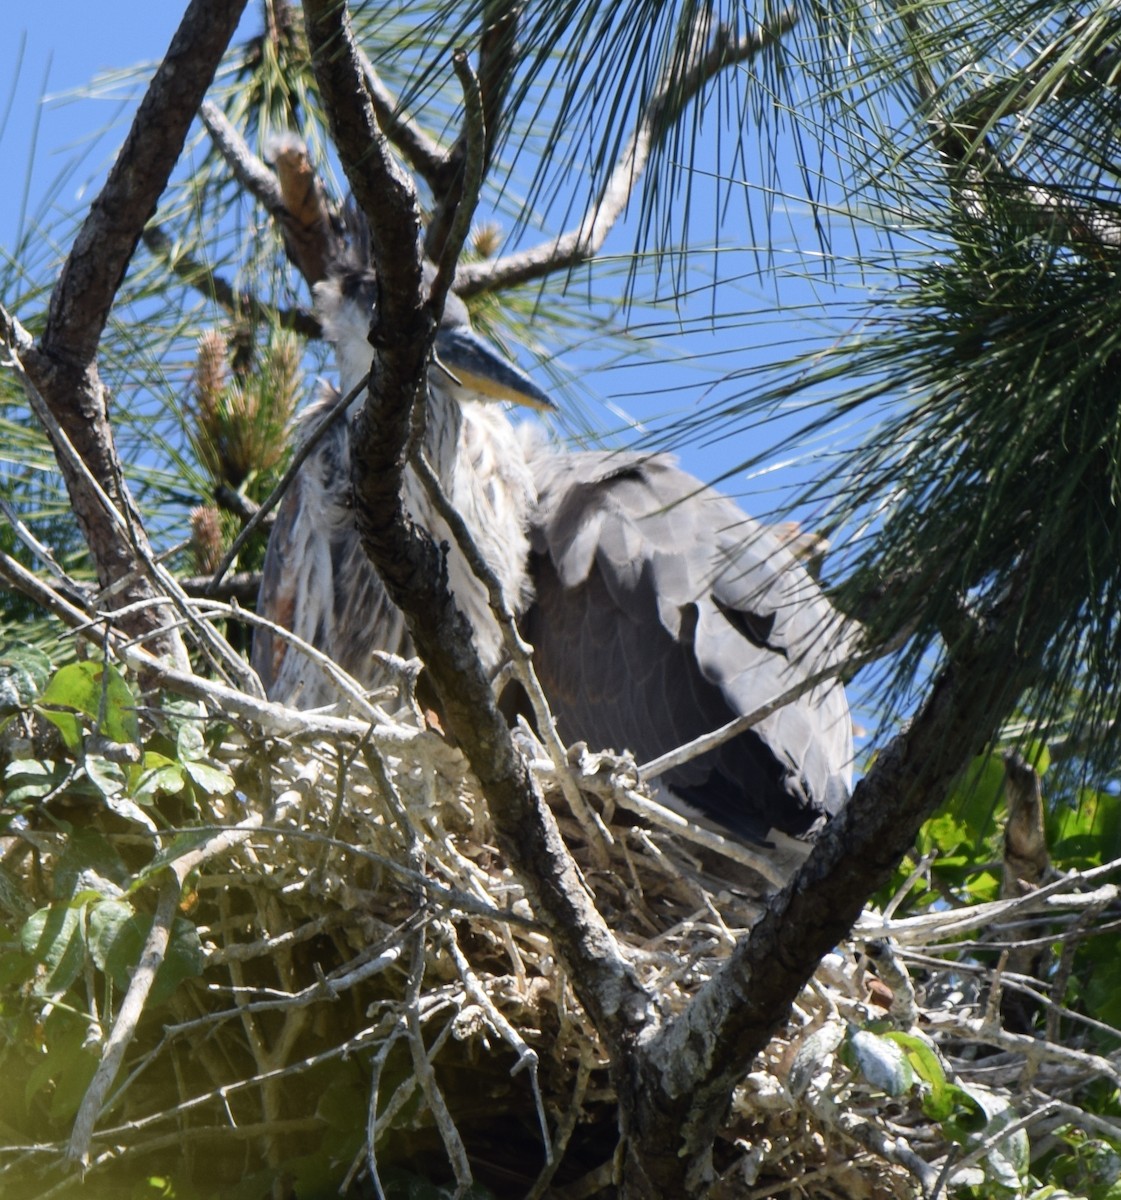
903,5,1121,251
143,225,321,337
199,101,342,285
303,0,649,1053
358,48,451,194
455,8,799,298
423,0,521,261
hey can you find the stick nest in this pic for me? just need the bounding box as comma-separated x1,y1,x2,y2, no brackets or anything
1,669,1117,1200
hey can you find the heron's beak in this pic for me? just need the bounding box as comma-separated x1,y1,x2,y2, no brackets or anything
433,326,557,412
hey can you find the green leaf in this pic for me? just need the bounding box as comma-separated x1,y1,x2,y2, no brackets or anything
52,829,131,902
87,902,204,1007
948,753,1006,843
0,948,37,990
176,721,206,762
183,758,234,796
0,645,52,711
87,898,138,974
85,753,127,799
130,829,214,891
20,902,87,995
23,1010,98,1119
38,706,82,750
38,660,140,746
881,1031,955,1120
316,1074,368,1133
133,752,187,804
47,1044,99,1122
1049,789,1121,868
952,1085,1030,1187
1082,943,1121,1029
2,758,70,807
848,1028,914,1097
916,811,971,859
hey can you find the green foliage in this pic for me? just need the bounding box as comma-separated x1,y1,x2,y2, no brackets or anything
0,656,232,1192
1039,1128,1121,1200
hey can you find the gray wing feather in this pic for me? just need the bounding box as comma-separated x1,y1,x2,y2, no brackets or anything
252,396,408,708
522,448,855,842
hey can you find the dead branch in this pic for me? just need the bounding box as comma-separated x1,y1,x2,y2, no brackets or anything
179,571,260,604
454,7,799,299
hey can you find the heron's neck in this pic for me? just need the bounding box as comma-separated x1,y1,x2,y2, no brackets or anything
421,381,463,485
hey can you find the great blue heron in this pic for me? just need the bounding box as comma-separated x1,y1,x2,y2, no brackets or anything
253,265,854,845
252,269,550,707
520,450,852,843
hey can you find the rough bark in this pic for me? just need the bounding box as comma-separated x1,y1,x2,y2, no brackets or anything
302,0,650,1053
20,0,248,663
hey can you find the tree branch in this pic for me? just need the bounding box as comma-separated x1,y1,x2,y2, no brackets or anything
42,0,248,365
68,875,183,1165
902,5,1121,252
621,568,1050,1193
302,0,649,1050
12,0,248,666
358,48,452,195
143,225,321,337
199,101,342,285
454,8,799,298
423,0,521,262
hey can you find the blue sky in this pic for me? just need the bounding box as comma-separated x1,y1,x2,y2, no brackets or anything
3,6,190,250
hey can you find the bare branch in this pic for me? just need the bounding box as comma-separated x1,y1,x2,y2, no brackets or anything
358,49,451,194
455,9,799,298
304,0,425,325
42,0,248,365
427,50,488,317
143,225,322,337
412,449,615,863
303,0,650,1047
68,876,183,1164
476,0,521,175
199,99,287,213
180,571,260,604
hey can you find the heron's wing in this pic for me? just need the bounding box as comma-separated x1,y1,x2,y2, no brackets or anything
521,450,854,843
252,412,408,708
251,467,307,700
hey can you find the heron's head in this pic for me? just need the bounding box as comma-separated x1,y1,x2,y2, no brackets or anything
314,268,555,413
